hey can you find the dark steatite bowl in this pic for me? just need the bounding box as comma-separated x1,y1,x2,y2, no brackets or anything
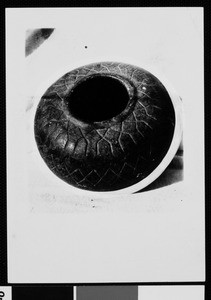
34,62,180,192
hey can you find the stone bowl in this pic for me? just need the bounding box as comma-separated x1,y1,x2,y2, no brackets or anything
34,62,182,194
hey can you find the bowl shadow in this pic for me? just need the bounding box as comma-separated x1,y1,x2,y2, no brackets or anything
137,143,183,193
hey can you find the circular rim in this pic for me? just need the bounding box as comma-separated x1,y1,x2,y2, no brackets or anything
31,61,183,197
67,72,135,127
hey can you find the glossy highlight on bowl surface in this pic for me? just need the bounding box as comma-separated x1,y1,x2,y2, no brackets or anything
34,62,181,192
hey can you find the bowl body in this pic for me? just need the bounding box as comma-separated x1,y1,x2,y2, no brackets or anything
34,62,182,193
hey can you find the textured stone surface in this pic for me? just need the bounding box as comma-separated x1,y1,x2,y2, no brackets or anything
34,62,175,191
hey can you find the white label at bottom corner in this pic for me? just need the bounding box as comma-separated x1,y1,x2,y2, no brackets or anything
0,287,12,300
